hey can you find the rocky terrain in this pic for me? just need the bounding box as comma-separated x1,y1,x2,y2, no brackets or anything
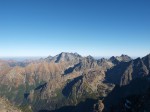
0,97,22,112
102,75,150,112
0,52,150,112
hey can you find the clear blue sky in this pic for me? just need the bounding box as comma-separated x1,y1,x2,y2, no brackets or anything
0,0,150,57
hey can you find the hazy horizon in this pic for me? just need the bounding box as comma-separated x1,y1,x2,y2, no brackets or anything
0,51,142,60
0,50,149,58
0,0,150,57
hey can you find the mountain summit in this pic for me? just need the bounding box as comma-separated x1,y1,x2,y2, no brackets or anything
45,52,82,63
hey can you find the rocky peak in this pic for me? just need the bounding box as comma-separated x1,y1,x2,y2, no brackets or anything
109,56,120,65
97,58,108,64
109,54,132,65
45,55,53,62
106,56,149,86
142,54,150,71
54,52,82,63
85,55,95,62
86,55,94,59
44,52,82,63
73,52,82,57
120,54,132,62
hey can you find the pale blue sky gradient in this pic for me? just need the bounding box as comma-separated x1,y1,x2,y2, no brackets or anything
0,0,150,57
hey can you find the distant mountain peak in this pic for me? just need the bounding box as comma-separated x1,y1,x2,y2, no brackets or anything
142,53,150,70
86,55,94,59
59,52,81,56
144,53,150,58
109,54,132,64
45,55,53,62
73,52,81,56
45,52,82,63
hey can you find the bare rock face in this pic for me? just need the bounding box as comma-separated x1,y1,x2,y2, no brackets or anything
119,54,132,62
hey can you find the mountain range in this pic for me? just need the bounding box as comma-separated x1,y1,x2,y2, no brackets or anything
0,52,150,112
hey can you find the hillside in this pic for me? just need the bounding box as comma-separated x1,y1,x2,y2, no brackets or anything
0,52,149,112
0,97,22,112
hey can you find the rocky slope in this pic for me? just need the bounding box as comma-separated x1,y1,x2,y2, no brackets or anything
106,55,150,86
0,52,150,112
103,76,150,112
0,97,22,112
